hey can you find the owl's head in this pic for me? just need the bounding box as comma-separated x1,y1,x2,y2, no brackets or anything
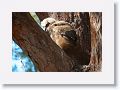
41,18,77,50
41,17,56,31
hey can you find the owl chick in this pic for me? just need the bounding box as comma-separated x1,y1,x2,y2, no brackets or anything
41,18,83,71
41,18,77,50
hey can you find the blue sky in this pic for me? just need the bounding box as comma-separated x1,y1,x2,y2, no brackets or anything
12,41,36,72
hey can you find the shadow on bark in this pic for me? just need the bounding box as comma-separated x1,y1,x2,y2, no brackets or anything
12,12,102,72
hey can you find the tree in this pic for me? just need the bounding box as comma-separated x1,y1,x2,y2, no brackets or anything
89,12,102,71
12,12,102,72
12,12,74,72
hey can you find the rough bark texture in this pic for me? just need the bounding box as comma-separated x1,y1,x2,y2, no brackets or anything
13,12,102,72
12,12,74,72
38,12,91,71
37,12,102,72
89,12,102,71
36,12,49,21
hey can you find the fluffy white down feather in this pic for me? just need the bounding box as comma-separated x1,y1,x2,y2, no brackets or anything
41,18,56,30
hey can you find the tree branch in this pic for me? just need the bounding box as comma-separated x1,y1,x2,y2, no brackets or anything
12,12,74,72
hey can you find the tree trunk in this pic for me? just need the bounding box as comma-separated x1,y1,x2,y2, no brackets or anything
13,12,102,72
39,12,91,71
12,12,74,72
36,12,49,21
89,12,102,71
37,12,102,72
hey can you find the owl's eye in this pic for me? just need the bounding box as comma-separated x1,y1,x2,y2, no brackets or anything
54,24,57,26
45,22,50,28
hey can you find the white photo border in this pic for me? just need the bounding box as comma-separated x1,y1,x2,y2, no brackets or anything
0,0,114,84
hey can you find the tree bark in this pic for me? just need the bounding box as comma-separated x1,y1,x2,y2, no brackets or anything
89,12,102,71
36,12,49,21
12,12,74,72
37,12,102,72
13,12,102,72
45,12,91,65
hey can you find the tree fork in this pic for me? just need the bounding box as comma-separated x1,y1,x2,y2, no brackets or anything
12,12,74,72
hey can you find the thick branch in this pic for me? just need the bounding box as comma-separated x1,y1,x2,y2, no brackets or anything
12,12,74,72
